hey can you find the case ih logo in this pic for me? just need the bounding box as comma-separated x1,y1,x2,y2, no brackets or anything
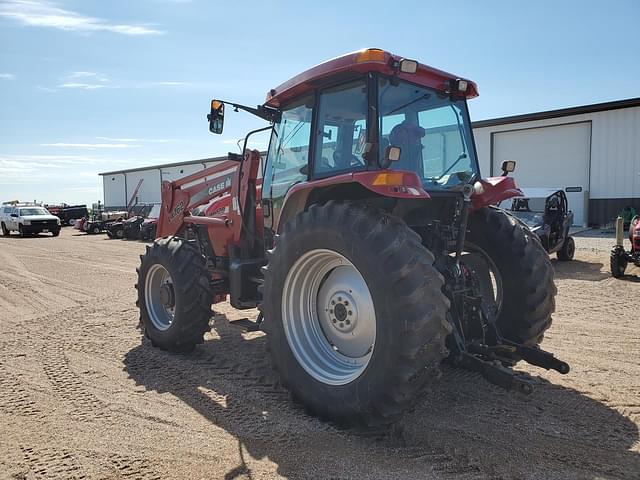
208,177,232,196
169,201,185,222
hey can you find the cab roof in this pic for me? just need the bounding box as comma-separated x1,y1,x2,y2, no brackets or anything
265,48,478,108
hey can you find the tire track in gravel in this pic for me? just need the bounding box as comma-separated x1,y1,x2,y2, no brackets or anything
41,341,110,421
20,445,87,479
105,453,163,480
0,364,41,418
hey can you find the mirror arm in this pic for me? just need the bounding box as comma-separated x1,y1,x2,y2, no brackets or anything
223,101,281,123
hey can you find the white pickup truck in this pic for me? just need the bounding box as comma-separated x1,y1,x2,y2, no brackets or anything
1,204,61,237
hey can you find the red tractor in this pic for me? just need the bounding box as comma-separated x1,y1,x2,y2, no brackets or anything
136,49,567,427
611,215,640,277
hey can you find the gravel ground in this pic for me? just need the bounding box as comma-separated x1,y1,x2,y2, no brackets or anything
0,228,638,479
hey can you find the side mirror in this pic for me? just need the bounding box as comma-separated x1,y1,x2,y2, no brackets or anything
10,213,18,217
380,145,401,168
208,100,225,134
501,160,516,176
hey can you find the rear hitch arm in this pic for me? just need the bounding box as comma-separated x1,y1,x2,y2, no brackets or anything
454,352,534,395
502,340,570,375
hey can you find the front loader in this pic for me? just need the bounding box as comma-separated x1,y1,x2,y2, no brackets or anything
136,49,568,427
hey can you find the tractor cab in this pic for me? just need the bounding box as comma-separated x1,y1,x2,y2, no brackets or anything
208,49,492,239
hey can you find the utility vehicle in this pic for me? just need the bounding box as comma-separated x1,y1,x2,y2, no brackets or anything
136,49,567,427
503,188,575,261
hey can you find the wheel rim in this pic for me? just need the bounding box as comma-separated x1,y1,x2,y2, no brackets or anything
145,264,176,331
462,242,504,316
282,249,376,386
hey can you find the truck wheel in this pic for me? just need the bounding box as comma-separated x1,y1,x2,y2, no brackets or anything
91,225,101,234
262,201,451,427
610,247,627,278
52,229,60,237
557,236,575,261
1,222,9,236
466,207,556,346
19,225,27,238
115,227,124,239
137,237,214,352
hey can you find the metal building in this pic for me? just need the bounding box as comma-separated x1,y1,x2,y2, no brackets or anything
473,97,640,226
99,155,228,210
100,98,639,226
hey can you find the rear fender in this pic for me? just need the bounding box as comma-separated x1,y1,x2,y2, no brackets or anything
471,176,523,210
275,170,429,232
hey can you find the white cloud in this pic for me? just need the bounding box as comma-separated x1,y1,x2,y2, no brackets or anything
56,71,116,90
59,82,110,90
95,136,174,143
144,81,186,87
0,0,163,35
0,73,15,80
42,143,141,149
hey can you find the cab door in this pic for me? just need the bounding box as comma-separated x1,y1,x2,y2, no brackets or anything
262,95,313,235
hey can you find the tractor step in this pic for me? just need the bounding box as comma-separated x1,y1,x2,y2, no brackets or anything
228,317,261,332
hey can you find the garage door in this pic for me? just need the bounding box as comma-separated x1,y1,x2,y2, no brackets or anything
492,122,591,226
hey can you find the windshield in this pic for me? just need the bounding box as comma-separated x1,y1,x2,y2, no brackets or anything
378,77,478,191
147,204,161,219
19,207,49,216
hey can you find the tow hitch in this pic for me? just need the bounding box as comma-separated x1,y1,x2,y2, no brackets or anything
450,295,570,394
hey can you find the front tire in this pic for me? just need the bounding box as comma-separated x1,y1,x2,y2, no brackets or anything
262,201,451,427
610,247,627,278
557,236,575,261
137,237,214,352
466,207,556,346
1,222,9,236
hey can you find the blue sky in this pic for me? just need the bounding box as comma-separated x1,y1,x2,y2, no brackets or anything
1,0,639,205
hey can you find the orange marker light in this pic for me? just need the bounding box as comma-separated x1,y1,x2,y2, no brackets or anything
356,48,386,63
372,172,404,186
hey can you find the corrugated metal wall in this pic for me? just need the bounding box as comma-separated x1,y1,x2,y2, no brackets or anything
473,105,640,224
103,173,126,209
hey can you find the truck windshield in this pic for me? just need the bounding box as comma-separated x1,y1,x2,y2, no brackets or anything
378,77,478,191
19,208,49,216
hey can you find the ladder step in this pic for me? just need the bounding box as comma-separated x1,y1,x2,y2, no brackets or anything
228,318,261,332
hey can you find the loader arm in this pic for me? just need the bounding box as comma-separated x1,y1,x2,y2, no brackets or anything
157,150,262,259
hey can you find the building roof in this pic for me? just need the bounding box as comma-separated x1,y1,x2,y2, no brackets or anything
98,155,229,176
472,97,640,129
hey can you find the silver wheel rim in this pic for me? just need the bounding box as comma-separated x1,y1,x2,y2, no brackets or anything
282,249,376,386
463,242,504,316
145,264,176,331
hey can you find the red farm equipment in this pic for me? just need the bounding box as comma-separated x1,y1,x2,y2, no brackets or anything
136,49,568,427
611,215,640,277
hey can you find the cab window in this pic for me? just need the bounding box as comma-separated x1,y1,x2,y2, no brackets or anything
313,80,368,176
263,95,313,228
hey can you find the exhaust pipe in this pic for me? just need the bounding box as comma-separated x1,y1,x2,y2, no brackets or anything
615,216,624,247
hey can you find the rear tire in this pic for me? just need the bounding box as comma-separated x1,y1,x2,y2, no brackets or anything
91,225,101,234
262,201,451,427
1,222,9,236
466,207,556,346
137,237,214,352
557,236,575,261
610,247,627,278
114,227,124,239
